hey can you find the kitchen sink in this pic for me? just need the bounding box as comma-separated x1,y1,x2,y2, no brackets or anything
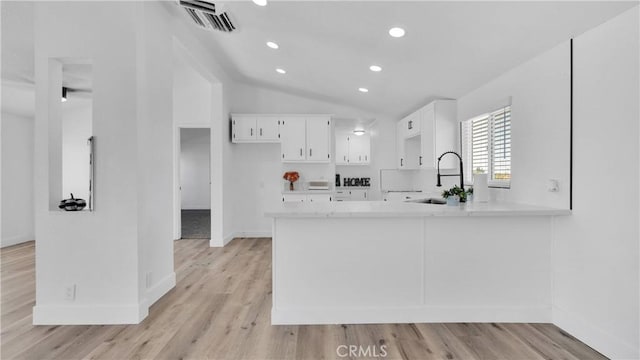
406,198,447,205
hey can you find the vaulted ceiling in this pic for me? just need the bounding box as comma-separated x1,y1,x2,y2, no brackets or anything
177,1,636,119
2,1,637,120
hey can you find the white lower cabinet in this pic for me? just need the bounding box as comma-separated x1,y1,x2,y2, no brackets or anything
282,194,332,202
307,194,332,203
333,189,369,201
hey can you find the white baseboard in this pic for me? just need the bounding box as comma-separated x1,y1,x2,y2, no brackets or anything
1,234,35,248
272,305,551,325
553,306,639,360
33,303,147,325
216,231,271,247
144,272,176,309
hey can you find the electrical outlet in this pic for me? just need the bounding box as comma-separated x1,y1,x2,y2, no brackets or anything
146,272,153,289
547,179,559,192
65,284,76,301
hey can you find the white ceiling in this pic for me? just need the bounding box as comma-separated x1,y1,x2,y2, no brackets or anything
184,1,636,119
2,1,637,120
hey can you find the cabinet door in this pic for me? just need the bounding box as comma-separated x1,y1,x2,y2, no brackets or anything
280,118,306,161
349,133,370,164
306,117,331,162
335,133,350,165
282,194,307,202
397,121,406,168
434,101,458,169
257,117,280,142
420,105,435,169
308,194,332,203
232,116,256,142
349,189,368,201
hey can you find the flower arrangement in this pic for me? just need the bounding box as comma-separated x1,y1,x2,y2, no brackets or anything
283,171,300,191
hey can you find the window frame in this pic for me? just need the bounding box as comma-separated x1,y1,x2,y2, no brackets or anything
462,106,511,189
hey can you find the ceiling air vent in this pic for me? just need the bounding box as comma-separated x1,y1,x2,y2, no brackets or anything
179,0,236,32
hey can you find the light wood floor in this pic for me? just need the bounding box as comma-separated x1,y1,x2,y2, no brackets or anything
1,239,607,360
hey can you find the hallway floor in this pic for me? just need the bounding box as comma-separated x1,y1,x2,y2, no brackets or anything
1,239,607,360
181,209,211,239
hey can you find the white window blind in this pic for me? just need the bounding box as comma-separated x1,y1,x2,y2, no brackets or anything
462,106,511,187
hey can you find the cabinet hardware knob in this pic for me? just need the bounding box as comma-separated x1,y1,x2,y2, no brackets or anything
310,148,313,157
300,148,303,156
419,156,422,166
260,128,263,136
250,128,253,136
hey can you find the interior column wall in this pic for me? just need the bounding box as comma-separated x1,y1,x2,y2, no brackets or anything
552,7,639,359
32,1,142,324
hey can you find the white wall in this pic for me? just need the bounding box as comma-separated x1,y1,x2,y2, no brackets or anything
61,99,92,203
180,128,210,210
457,41,571,209
167,9,238,247
1,112,34,247
228,82,397,236
33,1,143,324
553,7,639,359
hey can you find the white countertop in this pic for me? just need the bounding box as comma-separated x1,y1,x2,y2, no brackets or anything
265,200,571,218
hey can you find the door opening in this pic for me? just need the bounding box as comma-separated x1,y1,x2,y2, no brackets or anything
178,128,211,239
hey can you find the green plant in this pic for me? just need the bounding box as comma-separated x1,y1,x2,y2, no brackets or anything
442,185,472,202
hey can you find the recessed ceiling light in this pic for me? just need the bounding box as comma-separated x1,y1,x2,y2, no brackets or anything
369,65,382,72
358,88,369,93
252,0,267,6
266,41,279,49
389,27,406,38
276,68,286,74
353,129,366,136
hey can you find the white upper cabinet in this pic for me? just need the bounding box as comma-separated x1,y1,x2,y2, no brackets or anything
232,115,257,142
257,117,280,141
348,133,370,164
280,117,307,161
306,117,331,162
232,115,280,143
396,100,457,170
420,100,458,169
335,130,371,165
396,121,407,168
281,116,331,163
335,133,350,165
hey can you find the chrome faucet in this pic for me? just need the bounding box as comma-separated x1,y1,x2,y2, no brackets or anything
436,151,464,191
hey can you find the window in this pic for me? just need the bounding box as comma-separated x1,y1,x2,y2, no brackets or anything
462,106,511,187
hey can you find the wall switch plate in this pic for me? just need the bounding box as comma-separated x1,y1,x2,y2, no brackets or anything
547,179,559,192
65,284,76,301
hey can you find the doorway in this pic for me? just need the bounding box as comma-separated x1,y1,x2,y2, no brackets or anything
178,128,211,239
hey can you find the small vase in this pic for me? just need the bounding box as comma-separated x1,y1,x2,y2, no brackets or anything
289,182,294,191
446,195,460,206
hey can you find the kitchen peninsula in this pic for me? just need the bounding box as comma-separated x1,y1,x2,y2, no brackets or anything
266,201,570,325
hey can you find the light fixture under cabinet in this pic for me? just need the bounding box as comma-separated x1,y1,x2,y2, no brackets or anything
266,41,279,49
358,88,369,93
369,65,382,72
276,68,286,74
